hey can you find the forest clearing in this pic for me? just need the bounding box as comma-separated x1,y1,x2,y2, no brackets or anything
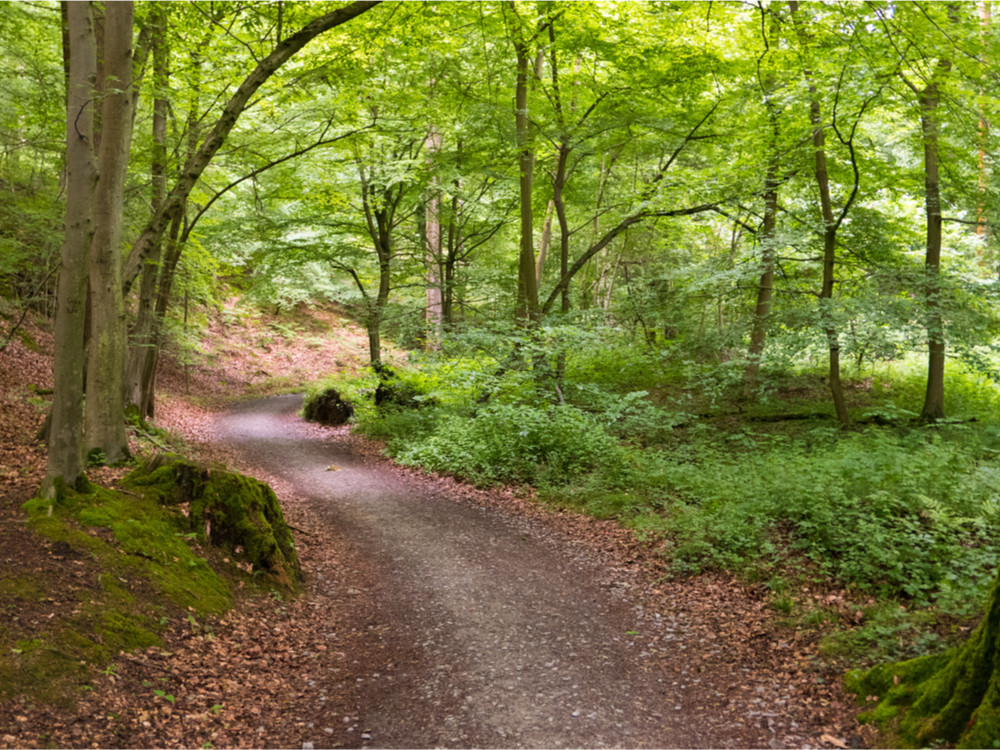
3,1,1000,747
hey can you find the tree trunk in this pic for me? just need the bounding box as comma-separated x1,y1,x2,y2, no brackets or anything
744,164,778,385
125,4,169,417
535,200,554,286
509,5,540,325
977,2,991,253
424,127,443,347
852,567,1000,747
85,0,134,465
744,10,781,389
44,0,98,493
138,210,185,419
920,79,948,421
790,0,850,426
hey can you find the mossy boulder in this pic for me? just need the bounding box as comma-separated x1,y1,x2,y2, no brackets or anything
848,569,1000,747
123,455,302,588
303,387,354,426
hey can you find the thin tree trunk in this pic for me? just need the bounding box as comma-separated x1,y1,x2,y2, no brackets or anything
424,127,443,348
920,79,947,421
744,10,781,389
139,210,185,418
508,3,540,324
790,0,850,426
535,200,554,286
978,2,991,256
45,0,97,493
744,162,778,385
126,4,169,416
85,0,134,464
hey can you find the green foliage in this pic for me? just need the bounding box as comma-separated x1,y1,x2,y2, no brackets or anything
395,401,625,486
650,428,1000,602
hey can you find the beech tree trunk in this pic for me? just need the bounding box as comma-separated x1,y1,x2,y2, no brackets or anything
790,0,850,426
44,0,97,493
920,79,948,421
744,10,781,389
509,4,541,325
853,568,1000,747
84,0,134,465
424,127,443,347
744,159,779,386
125,4,168,417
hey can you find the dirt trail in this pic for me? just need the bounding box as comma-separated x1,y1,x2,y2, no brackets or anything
211,395,784,749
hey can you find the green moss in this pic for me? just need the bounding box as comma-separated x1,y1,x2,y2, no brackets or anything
0,575,45,600
124,455,302,588
25,482,232,614
850,571,1000,748
4,455,298,708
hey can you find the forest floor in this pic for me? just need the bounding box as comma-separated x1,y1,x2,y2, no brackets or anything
0,302,868,748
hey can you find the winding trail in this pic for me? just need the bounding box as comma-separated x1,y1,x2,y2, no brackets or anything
209,395,828,749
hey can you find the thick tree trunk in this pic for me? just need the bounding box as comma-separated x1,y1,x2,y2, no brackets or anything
45,0,98,493
852,567,1000,747
84,0,133,464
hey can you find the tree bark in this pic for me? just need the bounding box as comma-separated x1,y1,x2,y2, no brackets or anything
535,199,554,286
852,568,1000,747
744,9,781,389
125,3,169,417
918,75,950,421
508,3,540,325
424,127,443,347
45,0,98,493
85,0,134,464
790,0,850,426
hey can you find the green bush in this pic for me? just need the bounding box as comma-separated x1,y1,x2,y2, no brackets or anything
394,402,625,486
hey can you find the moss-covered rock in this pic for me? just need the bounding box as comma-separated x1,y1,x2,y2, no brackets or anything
849,569,1000,747
124,454,302,588
303,387,354,425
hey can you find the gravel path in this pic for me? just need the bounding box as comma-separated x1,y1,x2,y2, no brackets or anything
209,395,852,749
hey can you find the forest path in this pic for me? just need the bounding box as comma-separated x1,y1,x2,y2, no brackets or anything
207,395,834,749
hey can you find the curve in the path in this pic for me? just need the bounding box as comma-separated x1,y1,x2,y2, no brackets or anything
214,395,748,749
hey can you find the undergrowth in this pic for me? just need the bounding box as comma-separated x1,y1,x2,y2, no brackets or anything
319,331,1000,668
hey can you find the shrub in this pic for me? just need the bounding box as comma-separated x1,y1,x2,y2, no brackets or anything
394,402,625,486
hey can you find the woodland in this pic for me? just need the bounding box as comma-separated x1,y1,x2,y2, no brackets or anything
4,0,1000,747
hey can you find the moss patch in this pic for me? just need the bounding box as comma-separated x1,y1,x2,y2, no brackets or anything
1,456,298,707
849,569,1000,747
123,454,302,587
